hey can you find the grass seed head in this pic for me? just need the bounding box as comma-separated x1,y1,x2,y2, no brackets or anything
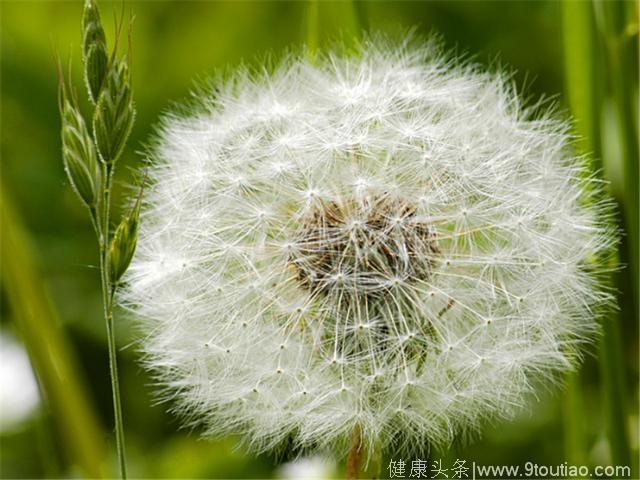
93,57,135,165
59,90,101,208
82,0,108,103
109,191,142,284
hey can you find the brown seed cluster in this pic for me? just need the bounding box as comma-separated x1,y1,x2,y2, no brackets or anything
289,196,439,299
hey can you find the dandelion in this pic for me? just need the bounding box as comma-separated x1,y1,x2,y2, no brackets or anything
123,37,615,464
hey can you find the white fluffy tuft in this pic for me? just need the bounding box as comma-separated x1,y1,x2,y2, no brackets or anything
122,37,616,456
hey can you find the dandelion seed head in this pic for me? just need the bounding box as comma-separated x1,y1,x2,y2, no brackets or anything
123,36,616,456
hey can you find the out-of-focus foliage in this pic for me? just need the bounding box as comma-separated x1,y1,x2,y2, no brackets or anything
1,1,637,478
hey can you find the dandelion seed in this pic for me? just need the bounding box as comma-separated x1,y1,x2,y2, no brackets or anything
123,37,616,456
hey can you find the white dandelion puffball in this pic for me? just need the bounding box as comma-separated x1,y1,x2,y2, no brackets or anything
124,38,614,455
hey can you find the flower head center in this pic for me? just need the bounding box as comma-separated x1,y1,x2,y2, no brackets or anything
290,196,439,298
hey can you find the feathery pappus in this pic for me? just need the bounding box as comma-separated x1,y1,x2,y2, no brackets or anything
122,36,616,457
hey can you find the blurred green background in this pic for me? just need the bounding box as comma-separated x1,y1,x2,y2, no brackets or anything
1,1,638,478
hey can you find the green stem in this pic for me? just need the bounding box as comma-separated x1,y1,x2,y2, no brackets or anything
305,0,362,55
599,309,631,467
597,0,638,320
562,0,602,160
561,0,601,467
106,284,126,479
593,0,636,471
563,0,633,470
562,373,585,467
97,163,127,478
306,0,319,62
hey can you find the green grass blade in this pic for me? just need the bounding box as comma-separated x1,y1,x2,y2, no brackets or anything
561,1,601,467
0,183,107,478
562,0,602,160
563,0,633,471
593,0,636,471
305,0,363,55
562,373,586,467
595,0,639,322
599,311,632,467
306,0,319,61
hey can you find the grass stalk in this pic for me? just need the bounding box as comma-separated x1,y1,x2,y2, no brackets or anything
562,0,602,158
96,163,127,478
595,0,638,320
306,0,319,62
305,0,362,54
70,3,136,475
106,284,126,478
593,0,636,470
0,183,106,478
563,0,633,469
562,373,586,466
560,0,601,467
598,312,631,467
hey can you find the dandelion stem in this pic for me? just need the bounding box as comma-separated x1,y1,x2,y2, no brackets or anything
346,426,362,479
